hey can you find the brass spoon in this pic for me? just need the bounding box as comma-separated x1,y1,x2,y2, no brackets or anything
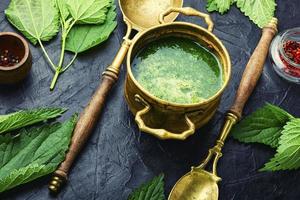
169,18,278,200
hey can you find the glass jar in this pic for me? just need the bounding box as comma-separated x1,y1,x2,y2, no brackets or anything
270,27,300,83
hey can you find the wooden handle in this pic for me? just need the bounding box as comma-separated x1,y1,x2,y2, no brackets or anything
230,18,278,119
48,76,115,193
49,40,131,193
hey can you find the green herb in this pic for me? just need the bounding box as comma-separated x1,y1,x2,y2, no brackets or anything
231,104,294,148
56,0,69,21
5,0,117,90
0,115,76,192
0,108,66,134
206,0,276,28
207,0,233,14
232,103,300,171
65,5,117,53
4,0,60,45
128,174,165,200
261,118,300,171
66,0,110,24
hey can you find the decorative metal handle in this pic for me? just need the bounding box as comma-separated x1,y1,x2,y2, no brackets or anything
159,7,214,32
194,112,238,176
134,95,195,140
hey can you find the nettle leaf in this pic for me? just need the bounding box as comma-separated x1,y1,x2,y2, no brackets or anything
0,164,53,193
5,0,60,45
56,0,69,21
0,108,67,134
128,174,165,200
0,116,76,192
206,0,276,28
65,4,117,53
261,119,300,171
66,0,111,24
232,104,294,148
207,0,234,14
235,0,276,28
207,0,218,12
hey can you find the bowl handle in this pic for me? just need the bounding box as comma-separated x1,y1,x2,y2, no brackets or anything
159,7,214,32
134,95,195,140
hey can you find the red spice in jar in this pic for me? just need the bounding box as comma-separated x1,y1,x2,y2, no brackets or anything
280,40,300,77
0,49,20,67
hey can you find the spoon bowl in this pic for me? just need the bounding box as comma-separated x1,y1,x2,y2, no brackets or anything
169,168,220,200
119,0,183,31
168,112,239,200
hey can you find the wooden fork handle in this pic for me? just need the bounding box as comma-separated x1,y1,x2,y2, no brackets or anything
229,18,278,119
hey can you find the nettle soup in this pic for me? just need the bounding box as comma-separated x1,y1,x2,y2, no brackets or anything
132,36,223,104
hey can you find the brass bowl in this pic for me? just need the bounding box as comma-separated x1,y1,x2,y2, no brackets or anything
0,32,32,84
124,7,231,140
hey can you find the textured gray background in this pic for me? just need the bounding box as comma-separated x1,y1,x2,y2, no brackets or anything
1,0,300,200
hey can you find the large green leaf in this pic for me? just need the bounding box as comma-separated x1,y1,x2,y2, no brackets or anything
0,116,76,192
0,164,53,193
5,0,60,45
261,119,300,171
128,174,165,200
0,108,67,134
206,0,276,28
56,0,69,21
66,0,111,24
236,0,276,28
231,104,294,148
207,0,218,12
65,4,117,53
207,0,233,14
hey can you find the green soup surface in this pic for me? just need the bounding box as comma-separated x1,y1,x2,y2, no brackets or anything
132,36,223,104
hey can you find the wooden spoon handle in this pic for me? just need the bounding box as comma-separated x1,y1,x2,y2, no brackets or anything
49,40,131,193
55,76,115,173
229,18,278,119
196,18,279,178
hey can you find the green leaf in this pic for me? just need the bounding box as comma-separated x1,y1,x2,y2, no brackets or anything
205,0,276,28
66,0,111,24
128,174,165,200
231,104,294,148
0,164,53,193
261,118,300,171
0,116,76,192
65,4,117,53
0,108,67,135
207,0,233,14
206,0,218,12
56,0,69,21
235,0,276,28
5,0,60,45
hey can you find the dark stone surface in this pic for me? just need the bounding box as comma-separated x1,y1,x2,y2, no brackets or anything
0,0,300,200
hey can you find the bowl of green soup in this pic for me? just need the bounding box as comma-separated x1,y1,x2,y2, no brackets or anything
124,7,231,140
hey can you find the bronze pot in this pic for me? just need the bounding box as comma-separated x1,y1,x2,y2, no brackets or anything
124,7,231,140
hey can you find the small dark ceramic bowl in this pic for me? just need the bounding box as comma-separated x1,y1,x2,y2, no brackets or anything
0,32,32,84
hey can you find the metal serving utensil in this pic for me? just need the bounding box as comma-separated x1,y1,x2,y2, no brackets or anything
48,0,183,193
168,18,278,200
